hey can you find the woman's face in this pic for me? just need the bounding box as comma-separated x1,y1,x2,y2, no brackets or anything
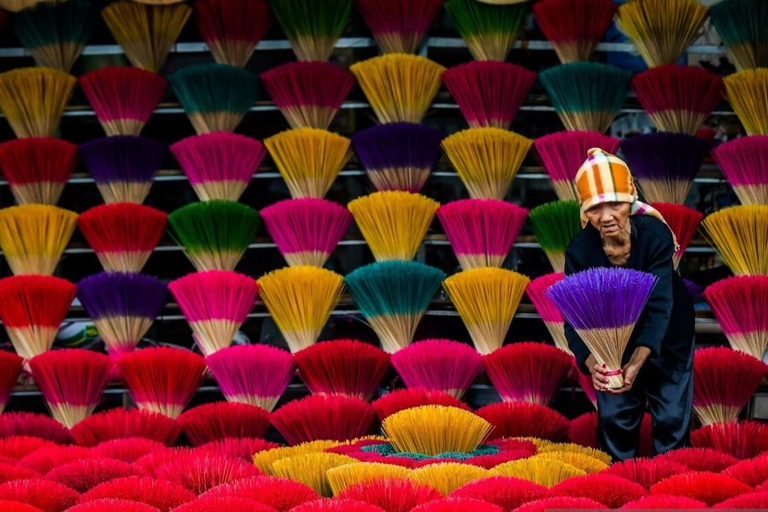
585,202,631,238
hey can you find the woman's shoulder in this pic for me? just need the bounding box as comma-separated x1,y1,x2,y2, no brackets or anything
632,216,674,248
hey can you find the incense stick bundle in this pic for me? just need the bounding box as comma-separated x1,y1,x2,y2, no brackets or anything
257,266,345,353
528,200,582,273
532,0,618,63
724,69,768,135
701,205,768,276
170,132,266,202
79,136,167,204
356,0,444,54
0,67,76,138
443,61,536,129
350,54,446,124
264,128,352,199
170,63,258,134
14,0,96,72
270,0,352,61
649,203,703,268
620,133,708,204
445,0,528,61
534,131,620,201
443,267,530,355
101,0,192,72
193,0,272,67
390,339,482,398
547,267,657,389
526,273,569,353
0,137,77,205
79,67,167,137
261,198,352,267
345,261,446,353
713,136,768,205
539,63,631,133
442,127,532,200
261,62,355,130
347,191,439,261
709,0,768,71
616,0,708,68
352,123,443,193
0,204,77,276
437,199,528,269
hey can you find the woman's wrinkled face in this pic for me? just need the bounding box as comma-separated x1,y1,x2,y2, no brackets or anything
585,202,631,238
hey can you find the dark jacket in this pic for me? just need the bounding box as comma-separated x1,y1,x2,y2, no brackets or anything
563,216,696,378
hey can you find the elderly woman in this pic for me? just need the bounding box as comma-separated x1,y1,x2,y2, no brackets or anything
563,148,696,462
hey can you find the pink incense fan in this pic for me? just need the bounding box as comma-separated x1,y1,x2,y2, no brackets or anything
712,135,768,205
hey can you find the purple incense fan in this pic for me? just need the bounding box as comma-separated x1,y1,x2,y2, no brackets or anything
79,135,168,204
620,132,709,205
546,267,657,389
352,122,443,193
77,271,168,356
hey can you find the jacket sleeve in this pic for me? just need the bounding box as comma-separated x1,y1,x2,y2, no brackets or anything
631,231,675,359
563,247,592,374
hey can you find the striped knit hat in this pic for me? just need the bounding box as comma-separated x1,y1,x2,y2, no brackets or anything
575,148,679,250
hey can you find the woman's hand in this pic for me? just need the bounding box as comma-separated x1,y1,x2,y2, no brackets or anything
587,347,651,394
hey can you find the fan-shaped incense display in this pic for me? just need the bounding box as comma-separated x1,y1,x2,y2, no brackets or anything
703,275,768,359
79,67,167,137
382,405,492,456
443,61,536,129
170,132,266,202
81,476,196,511
264,128,352,199
257,266,345,353
442,127,532,200
78,203,167,273
356,0,444,54
339,479,441,511
534,131,620,201
443,267,530,355
0,137,77,205
617,0,708,68
709,0,768,71
79,136,167,204
272,394,375,445
177,402,270,445
348,191,439,261
532,0,618,63
526,273,569,353
445,0,528,61
346,261,445,354
326,463,411,495
724,68,768,135
649,203,703,268
205,344,294,412
169,271,257,356
0,67,76,138
271,452,356,496
168,200,260,272
351,54,446,124
528,200,582,273
620,133,708,204
261,198,351,267
484,342,573,404
0,352,21,414
437,199,528,269
491,458,585,487
294,340,389,400
352,123,443,193
14,0,96,72
261,62,355,129
170,63,258,134
701,205,768,276
101,0,192,72
539,62,631,134
713,135,768,205
693,346,765,425
547,267,657,389
0,204,77,276
391,339,482,398
632,65,724,135
28,349,113,428
193,0,272,67
270,0,352,61
77,272,167,356
118,346,206,419
410,463,489,496
69,406,181,446
0,275,75,359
